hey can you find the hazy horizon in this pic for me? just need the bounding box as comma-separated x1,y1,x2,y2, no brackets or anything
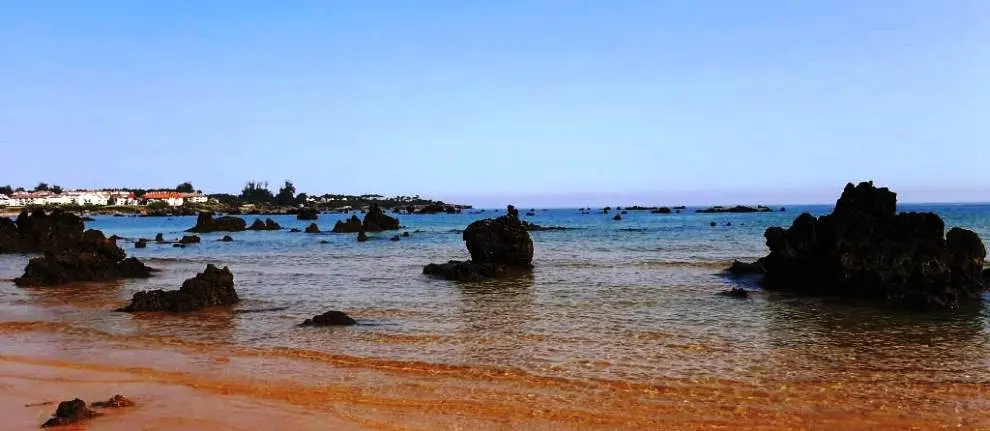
3,1,988,204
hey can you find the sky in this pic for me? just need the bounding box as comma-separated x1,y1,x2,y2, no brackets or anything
1,1,988,207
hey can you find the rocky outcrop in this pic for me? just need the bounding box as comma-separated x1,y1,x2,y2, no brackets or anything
0,209,85,253
300,310,357,327
135,239,147,248
186,212,246,233
696,205,772,214
42,399,100,428
179,235,201,244
154,233,165,243
415,204,461,214
91,394,135,408
117,264,238,312
296,207,319,220
247,218,281,231
613,214,622,221
305,223,321,233
219,235,233,242
14,230,155,287
729,182,988,310
651,207,672,214
424,205,534,281
363,204,399,231
332,215,362,233
357,230,368,242
390,235,400,241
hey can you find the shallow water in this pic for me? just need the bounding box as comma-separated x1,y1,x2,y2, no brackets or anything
2,205,990,429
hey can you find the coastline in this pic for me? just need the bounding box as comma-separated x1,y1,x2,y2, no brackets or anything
2,321,984,430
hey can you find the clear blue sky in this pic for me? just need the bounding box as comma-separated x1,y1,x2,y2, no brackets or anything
2,1,988,206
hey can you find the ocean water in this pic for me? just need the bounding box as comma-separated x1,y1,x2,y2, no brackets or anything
3,204,990,428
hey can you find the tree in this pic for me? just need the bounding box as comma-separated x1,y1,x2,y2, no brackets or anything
275,180,297,206
34,182,49,192
14,187,25,192
0,185,12,196
51,185,64,194
146,201,169,211
175,182,195,193
240,181,274,205
208,193,241,206
295,193,308,206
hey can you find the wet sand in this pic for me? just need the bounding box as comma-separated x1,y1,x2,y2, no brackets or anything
2,321,987,430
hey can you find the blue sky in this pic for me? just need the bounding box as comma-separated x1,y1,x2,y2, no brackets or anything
2,1,988,206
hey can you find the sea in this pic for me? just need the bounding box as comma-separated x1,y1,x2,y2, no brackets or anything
2,204,990,429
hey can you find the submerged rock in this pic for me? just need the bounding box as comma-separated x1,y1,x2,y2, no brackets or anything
219,235,234,242
402,232,410,237
717,288,749,298
296,207,319,220
117,264,238,312
187,212,246,233
651,207,672,214
290,228,302,233
357,230,368,242
390,235,400,241
135,238,147,249
613,214,622,221
42,399,100,428
305,223,321,233
91,394,135,408
179,235,201,244
423,260,509,281
727,259,764,276
154,233,165,243
300,310,357,327
730,182,988,310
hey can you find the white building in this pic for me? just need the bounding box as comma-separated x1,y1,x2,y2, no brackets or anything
108,191,138,206
183,193,208,204
72,192,110,206
0,194,13,207
143,192,185,207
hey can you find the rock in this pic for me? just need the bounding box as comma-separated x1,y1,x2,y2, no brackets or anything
296,207,319,220
320,240,330,244
1,209,85,253
603,207,611,214
621,211,628,215
305,223,321,233
717,288,749,298
108,234,122,242
173,243,185,248
247,218,281,231
300,310,357,327
14,230,154,287
179,235,201,244
463,205,533,266
187,212,247,233
219,235,233,242
42,399,100,428
357,230,368,242
81,216,96,221
117,264,238,312
726,222,732,226
363,204,400,231
135,239,147,249
391,235,400,241
290,228,302,233
423,260,508,281
331,215,362,233
613,214,622,221
744,181,988,310
91,394,135,408
727,259,764,276
710,221,717,227
697,205,773,214
265,218,281,230
521,221,570,231
415,204,461,214
154,233,165,243
402,232,410,237
651,207,672,214
248,218,266,230
780,207,787,212
525,211,536,216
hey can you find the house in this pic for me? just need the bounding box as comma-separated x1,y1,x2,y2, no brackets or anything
66,191,109,206
143,191,185,207
0,194,13,207
108,191,138,206
46,194,73,205
182,193,208,204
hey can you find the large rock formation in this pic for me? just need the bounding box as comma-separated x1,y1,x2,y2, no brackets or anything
363,204,399,231
117,264,238,312
697,205,773,213
0,209,85,253
423,205,534,281
332,205,400,233
296,207,319,220
186,212,247,233
730,182,988,310
41,399,100,428
247,218,281,231
14,229,155,287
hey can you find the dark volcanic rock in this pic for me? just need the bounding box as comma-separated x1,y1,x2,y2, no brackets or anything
423,260,509,281
290,228,302,233
91,394,135,408
732,181,988,310
187,212,247,233
613,214,622,221
390,235,400,241
718,288,749,298
651,207,672,214
173,243,185,248
357,230,368,242
521,221,570,232
305,223,321,233
463,205,533,266
300,310,357,327
154,233,165,243
118,264,238,312
1,209,85,253
363,204,399,231
247,218,282,231
179,235,201,244
14,230,154,287
296,207,319,220
710,221,717,227
332,215,362,233
42,399,100,428
402,232,410,237
219,235,234,242
697,205,773,214
415,204,461,214
727,260,764,276
135,238,147,249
